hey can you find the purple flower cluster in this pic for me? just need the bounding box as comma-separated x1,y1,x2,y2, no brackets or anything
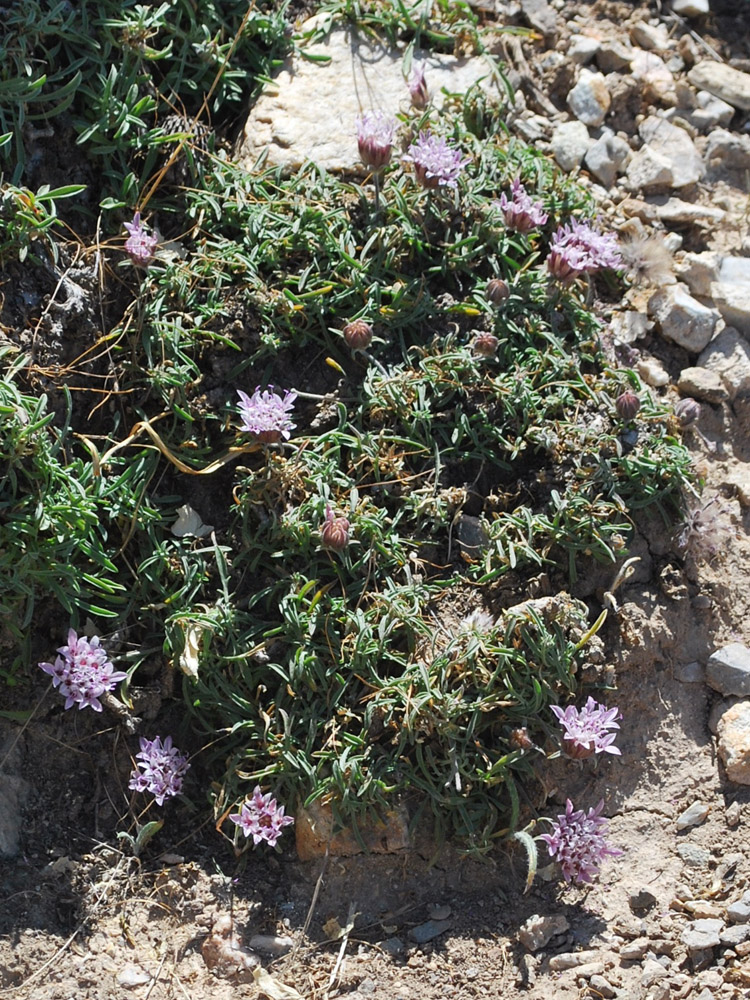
229,786,294,847
124,211,158,266
546,219,622,282
39,629,127,712
541,799,622,884
551,697,621,760
128,735,190,806
497,179,548,234
404,131,470,190
356,111,396,171
237,387,297,444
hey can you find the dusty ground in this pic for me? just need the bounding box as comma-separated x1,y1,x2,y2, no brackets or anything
3,1,750,998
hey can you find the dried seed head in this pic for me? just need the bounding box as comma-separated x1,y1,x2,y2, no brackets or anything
486,278,510,305
343,319,373,351
675,397,701,428
473,332,499,357
615,389,641,422
320,505,350,551
509,727,533,751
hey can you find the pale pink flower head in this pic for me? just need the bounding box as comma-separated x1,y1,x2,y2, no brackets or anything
541,799,623,884
496,179,548,234
403,131,470,190
124,211,158,266
229,786,294,847
237,386,297,444
551,696,621,760
546,219,622,283
408,62,429,110
39,628,127,712
129,735,190,806
356,111,396,171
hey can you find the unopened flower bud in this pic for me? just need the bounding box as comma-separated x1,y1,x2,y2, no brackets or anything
486,278,509,305
408,63,429,110
509,727,533,751
615,389,641,422
321,505,350,551
675,397,701,428
343,319,373,350
473,332,499,357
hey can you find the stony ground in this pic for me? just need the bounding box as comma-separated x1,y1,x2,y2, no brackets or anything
3,0,750,998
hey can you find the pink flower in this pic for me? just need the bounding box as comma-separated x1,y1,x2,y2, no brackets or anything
129,735,190,805
403,132,470,190
39,628,127,712
496,179,548,234
541,799,622,884
124,211,158,266
356,111,396,171
546,219,622,282
229,786,294,847
551,696,621,759
237,387,297,444
320,505,350,551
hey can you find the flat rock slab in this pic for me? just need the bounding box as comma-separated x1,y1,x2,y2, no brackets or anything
688,60,750,111
236,16,502,174
707,642,750,696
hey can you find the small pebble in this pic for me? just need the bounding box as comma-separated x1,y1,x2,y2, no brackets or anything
676,801,710,830
726,801,741,827
630,888,658,910
409,919,452,944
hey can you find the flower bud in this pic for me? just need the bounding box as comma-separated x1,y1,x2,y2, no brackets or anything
509,727,533,751
408,63,429,110
343,319,373,351
321,505,350,551
473,332,499,357
486,278,509,305
615,389,641,422
675,397,701,428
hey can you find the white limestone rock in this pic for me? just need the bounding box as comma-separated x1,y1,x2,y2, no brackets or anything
236,17,500,174
717,701,750,785
672,0,710,15
569,35,600,65
631,49,677,104
674,250,722,297
584,133,630,187
638,115,705,187
705,128,750,169
710,257,750,336
626,144,674,192
649,283,720,352
688,60,750,111
567,69,611,127
550,120,594,172
698,325,750,399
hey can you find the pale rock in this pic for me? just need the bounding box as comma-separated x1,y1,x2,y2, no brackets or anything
727,889,750,923
688,60,750,111
674,250,721,297
596,40,633,73
706,642,750,697
620,938,649,961
677,366,728,403
711,257,750,333
589,975,616,999
247,935,294,956
236,18,500,173
567,69,611,127
573,962,605,979
518,913,569,951
584,133,631,186
639,115,705,187
717,701,750,784
626,144,674,192
640,958,669,987
569,35,600,65
519,0,558,43
649,283,719,352
672,0,710,16
117,965,152,988
675,801,710,830
550,120,594,172
721,924,750,947
637,356,670,387
726,800,742,827
631,49,677,103
630,21,670,51
663,231,683,253
706,128,750,169
611,310,649,344
689,92,735,131
681,919,724,951
548,950,600,971
698,325,750,399
619,195,724,225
